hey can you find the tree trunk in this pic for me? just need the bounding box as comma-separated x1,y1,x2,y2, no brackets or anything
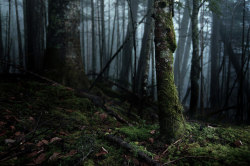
189,0,200,117
45,0,88,89
174,1,190,90
136,0,153,95
154,0,185,143
0,5,3,71
179,24,192,100
24,0,45,73
210,13,220,109
15,0,24,67
91,0,96,76
101,0,108,77
119,0,139,88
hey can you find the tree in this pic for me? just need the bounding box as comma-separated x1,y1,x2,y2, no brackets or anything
91,0,96,76
136,0,153,95
174,1,191,94
210,11,220,109
154,0,185,142
119,0,139,88
189,0,200,117
0,4,3,70
24,0,45,72
45,0,88,88
15,0,24,67
101,0,108,77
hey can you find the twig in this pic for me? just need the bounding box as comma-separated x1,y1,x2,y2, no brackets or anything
74,149,93,166
162,139,182,155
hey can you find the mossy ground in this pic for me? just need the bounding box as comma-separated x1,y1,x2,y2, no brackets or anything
0,77,249,165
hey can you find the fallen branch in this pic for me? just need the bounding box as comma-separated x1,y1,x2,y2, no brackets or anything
105,134,160,166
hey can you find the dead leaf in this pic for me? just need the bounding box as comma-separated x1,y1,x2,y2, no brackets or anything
49,152,61,161
10,125,15,131
68,150,77,156
0,131,7,137
149,138,154,144
27,151,38,158
59,131,69,136
29,117,35,122
37,139,49,147
60,150,77,158
5,115,11,120
100,113,108,121
65,109,75,113
36,141,44,147
150,130,156,134
95,147,108,157
0,121,6,126
10,97,16,100
4,109,12,113
50,137,62,143
12,116,21,122
15,131,21,136
41,140,49,145
33,153,47,165
140,162,150,166
94,111,100,116
154,155,161,161
79,126,86,130
5,139,16,144
234,140,243,147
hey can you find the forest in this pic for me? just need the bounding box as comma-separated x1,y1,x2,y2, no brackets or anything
0,0,249,165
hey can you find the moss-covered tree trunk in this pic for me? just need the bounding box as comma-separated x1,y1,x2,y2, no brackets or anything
154,0,185,143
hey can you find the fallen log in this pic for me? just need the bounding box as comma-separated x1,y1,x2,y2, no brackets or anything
105,134,160,166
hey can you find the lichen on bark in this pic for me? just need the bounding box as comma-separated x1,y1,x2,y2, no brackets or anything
154,0,185,143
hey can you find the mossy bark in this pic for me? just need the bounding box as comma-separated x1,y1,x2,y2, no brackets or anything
154,0,185,143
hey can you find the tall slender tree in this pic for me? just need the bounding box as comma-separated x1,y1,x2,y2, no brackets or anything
24,0,45,72
189,0,200,117
0,4,3,68
136,0,153,95
91,0,96,76
174,1,191,92
101,0,108,77
15,0,24,67
119,0,139,88
210,12,220,109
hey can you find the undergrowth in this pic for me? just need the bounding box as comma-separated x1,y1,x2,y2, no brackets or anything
0,78,249,165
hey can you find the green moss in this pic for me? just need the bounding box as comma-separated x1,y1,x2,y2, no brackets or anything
117,125,158,141
129,142,155,158
95,139,125,165
83,160,95,166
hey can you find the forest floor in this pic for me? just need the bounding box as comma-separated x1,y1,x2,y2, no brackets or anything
0,76,250,166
